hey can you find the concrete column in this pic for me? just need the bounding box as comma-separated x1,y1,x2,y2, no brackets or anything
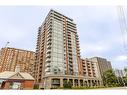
88,80,90,87
43,78,46,89
60,78,63,88
83,80,85,87
86,80,88,87
78,79,80,87
84,80,86,87
83,80,86,87
94,80,96,87
48,78,51,89
98,80,100,86
90,80,92,87
67,78,69,82
95,80,97,87
72,79,75,87
87,80,89,87
92,80,94,87
99,80,102,86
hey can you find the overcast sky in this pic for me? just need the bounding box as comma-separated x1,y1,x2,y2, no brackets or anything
0,6,127,69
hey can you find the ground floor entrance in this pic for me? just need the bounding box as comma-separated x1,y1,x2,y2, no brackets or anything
38,75,102,89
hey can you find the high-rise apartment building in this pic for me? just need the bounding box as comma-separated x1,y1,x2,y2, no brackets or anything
34,10,102,89
90,57,112,78
0,47,35,75
114,69,126,77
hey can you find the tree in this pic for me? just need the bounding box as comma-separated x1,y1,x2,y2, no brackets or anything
102,70,118,87
124,67,127,76
117,77,124,86
123,76,127,86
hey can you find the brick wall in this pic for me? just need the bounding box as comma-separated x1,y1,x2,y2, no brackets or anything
23,80,34,89
3,82,10,89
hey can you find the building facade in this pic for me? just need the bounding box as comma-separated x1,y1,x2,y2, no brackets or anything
0,65,35,90
80,58,102,86
80,58,101,79
90,57,112,78
34,10,102,89
114,69,126,78
0,47,35,75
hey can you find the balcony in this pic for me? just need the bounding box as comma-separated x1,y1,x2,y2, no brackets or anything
47,41,52,45
47,35,52,40
54,17,62,21
46,49,51,54
45,63,51,67
46,58,51,62
47,46,51,50
45,68,50,72
47,42,52,46
54,13,62,19
68,48,72,51
67,26,76,31
46,53,51,58
88,69,91,71
47,38,52,42
67,22,76,28
83,68,86,71
83,64,86,67
68,40,71,43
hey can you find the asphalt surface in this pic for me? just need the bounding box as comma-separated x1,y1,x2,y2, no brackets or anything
96,87,127,90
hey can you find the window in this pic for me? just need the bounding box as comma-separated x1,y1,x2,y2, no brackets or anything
52,53,57,57
52,48,57,52
52,57,57,61
58,58,63,62
57,53,62,57
58,45,63,49
53,40,57,44
53,44,57,48
58,49,62,53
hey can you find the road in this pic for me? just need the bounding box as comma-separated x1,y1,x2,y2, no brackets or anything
96,87,127,90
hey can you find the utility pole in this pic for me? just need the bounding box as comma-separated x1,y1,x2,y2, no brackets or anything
117,6,127,87
117,6,127,55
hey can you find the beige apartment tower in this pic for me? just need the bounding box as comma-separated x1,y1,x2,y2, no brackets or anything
90,57,112,78
34,10,102,89
0,47,35,75
80,58,102,87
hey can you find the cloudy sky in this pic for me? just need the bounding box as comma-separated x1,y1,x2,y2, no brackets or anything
0,6,127,69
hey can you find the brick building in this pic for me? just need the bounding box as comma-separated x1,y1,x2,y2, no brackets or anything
0,47,35,75
0,65,34,89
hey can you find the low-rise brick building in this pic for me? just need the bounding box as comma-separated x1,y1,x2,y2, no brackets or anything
0,65,35,89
